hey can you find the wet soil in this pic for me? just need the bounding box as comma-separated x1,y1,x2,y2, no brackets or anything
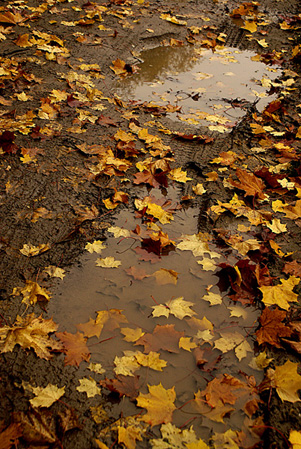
0,0,301,448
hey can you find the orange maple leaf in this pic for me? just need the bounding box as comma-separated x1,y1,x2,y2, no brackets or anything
56,331,90,366
229,168,266,199
256,307,292,347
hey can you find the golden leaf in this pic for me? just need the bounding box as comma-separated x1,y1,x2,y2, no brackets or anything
274,360,301,402
23,382,65,408
20,243,50,257
96,257,121,268
12,281,50,306
152,297,196,320
137,383,176,426
152,269,178,286
77,378,101,398
260,277,300,310
289,430,301,449
179,337,198,352
85,240,106,253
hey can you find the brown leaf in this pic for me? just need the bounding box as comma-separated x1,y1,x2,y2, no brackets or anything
125,266,150,280
13,410,57,445
135,324,184,353
229,168,266,199
256,307,292,347
0,422,22,449
56,331,90,366
100,375,140,399
282,260,301,277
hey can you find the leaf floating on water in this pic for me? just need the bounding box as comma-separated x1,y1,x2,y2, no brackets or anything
137,383,176,426
96,256,121,268
152,297,196,320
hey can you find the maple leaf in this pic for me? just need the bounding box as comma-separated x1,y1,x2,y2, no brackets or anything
23,382,65,408
168,168,192,183
56,331,90,366
13,409,58,445
135,324,184,353
95,309,128,332
201,374,246,408
151,423,208,449
20,243,50,257
289,430,301,449
114,352,140,376
101,374,140,399
96,256,121,268
202,291,222,306
0,422,22,448
125,266,150,281
214,332,252,361
212,429,240,449
177,233,220,258
260,276,300,310
152,269,178,285
283,261,301,277
85,240,106,253
0,314,63,359
192,183,207,195
118,424,143,449
137,383,176,426
256,307,292,347
193,391,234,423
44,265,65,280
228,168,266,200
152,297,196,320
12,281,50,306
120,327,145,342
179,337,198,352
267,360,301,402
77,378,101,398
108,226,131,238
135,351,167,371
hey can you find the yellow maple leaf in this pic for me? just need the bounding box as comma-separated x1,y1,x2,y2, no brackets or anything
273,360,301,402
242,20,257,32
168,168,192,183
23,382,65,408
20,243,50,257
120,327,145,342
152,297,196,320
152,268,178,285
212,429,240,449
135,351,167,371
289,430,301,449
96,256,121,268
267,219,287,234
179,337,198,352
77,377,101,398
118,425,143,449
192,183,207,195
260,277,300,310
0,313,63,359
85,240,106,254
44,265,65,280
137,383,176,426
12,280,50,306
160,13,187,26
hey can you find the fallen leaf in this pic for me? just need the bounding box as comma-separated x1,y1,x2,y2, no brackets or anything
85,240,106,253
0,422,22,449
23,383,65,408
56,331,90,366
0,314,63,360
152,268,178,285
152,297,196,320
20,243,50,257
96,256,121,268
270,360,301,402
118,424,143,449
44,266,66,280
260,276,300,310
289,430,301,449
256,307,292,347
179,337,198,352
101,374,140,399
137,383,176,426
12,281,50,306
77,378,101,398
151,423,208,449
135,324,184,353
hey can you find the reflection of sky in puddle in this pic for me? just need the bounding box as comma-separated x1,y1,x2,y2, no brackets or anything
49,186,263,443
115,46,281,129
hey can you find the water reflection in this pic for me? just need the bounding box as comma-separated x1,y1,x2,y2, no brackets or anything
115,45,281,128
49,186,263,444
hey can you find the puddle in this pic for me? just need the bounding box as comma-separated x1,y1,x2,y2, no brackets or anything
49,186,263,445
115,45,281,130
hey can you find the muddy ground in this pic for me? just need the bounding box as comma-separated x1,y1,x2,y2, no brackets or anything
0,0,301,448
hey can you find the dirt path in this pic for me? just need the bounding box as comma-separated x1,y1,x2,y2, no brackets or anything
0,0,301,448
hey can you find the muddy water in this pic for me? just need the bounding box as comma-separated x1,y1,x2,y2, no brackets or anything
49,186,262,443
115,45,281,129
